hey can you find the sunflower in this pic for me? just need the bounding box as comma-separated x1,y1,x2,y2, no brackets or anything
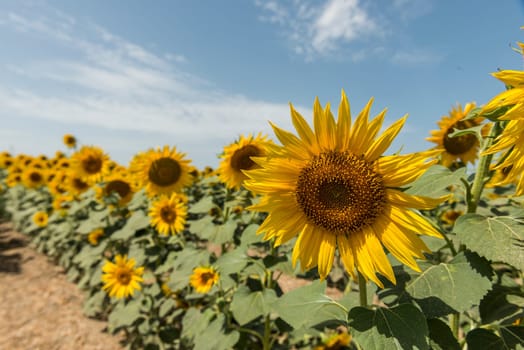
426,103,486,167
149,193,187,235
99,170,135,206
64,171,91,197
0,152,13,169
22,166,47,189
63,134,77,148
33,211,48,227
218,133,273,190
243,91,445,287
189,266,219,293
440,209,463,226
137,146,192,197
481,66,524,195
88,228,104,245
71,146,110,184
101,255,144,298
314,330,351,350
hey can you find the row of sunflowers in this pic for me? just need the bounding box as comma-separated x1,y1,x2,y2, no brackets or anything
1,37,524,350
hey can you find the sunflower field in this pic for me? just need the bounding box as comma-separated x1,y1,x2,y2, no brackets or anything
1,39,524,350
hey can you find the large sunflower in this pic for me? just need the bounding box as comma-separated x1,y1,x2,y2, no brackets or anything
482,67,524,195
149,193,187,235
102,255,144,298
218,133,273,190
189,266,220,293
244,91,445,287
138,146,192,197
71,146,110,184
426,103,485,167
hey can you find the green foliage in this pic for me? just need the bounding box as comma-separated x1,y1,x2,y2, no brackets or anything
455,214,524,270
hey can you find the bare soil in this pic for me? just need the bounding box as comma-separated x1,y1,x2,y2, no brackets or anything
0,222,123,350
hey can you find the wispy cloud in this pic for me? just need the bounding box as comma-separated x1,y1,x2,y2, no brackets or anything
0,8,301,167
256,0,382,60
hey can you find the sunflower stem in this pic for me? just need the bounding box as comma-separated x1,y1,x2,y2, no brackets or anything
358,271,368,307
467,122,502,215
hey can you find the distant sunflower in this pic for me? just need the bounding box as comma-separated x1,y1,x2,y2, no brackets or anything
65,171,91,197
244,91,445,286
218,133,273,190
426,103,485,167
482,67,524,195
0,152,13,168
314,330,351,350
139,146,192,197
101,255,144,299
22,166,47,189
63,134,77,148
71,146,110,184
88,228,104,245
33,211,48,227
99,171,135,206
149,193,187,235
189,266,219,293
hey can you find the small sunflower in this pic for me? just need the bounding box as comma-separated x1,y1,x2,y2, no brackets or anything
149,193,187,235
244,91,445,286
63,134,77,148
440,209,463,226
426,103,485,167
137,146,192,197
101,255,144,299
33,211,48,227
482,66,524,195
22,166,47,189
218,133,273,190
71,146,110,184
314,330,352,350
99,170,135,206
0,152,13,168
88,228,104,245
189,266,219,293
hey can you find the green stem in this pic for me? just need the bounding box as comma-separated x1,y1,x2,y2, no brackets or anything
358,271,368,307
262,314,271,350
467,122,502,214
451,313,460,340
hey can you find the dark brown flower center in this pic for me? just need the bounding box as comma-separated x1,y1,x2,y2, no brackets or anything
82,155,103,174
149,158,181,187
105,180,131,199
160,205,177,223
29,171,43,183
295,151,386,235
230,145,262,171
116,270,132,285
443,120,478,155
200,272,215,284
73,177,89,191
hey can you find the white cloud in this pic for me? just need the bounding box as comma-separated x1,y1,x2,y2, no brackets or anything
255,0,381,59
0,9,304,168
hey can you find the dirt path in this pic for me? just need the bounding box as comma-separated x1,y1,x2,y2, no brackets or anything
0,222,123,350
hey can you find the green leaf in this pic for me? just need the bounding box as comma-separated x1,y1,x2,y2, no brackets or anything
455,214,524,270
111,210,150,240
480,286,524,324
158,298,177,318
406,251,492,313
76,208,110,234
405,165,467,198
466,326,524,350
427,318,460,350
272,280,347,329
349,304,429,350
214,248,249,276
108,299,143,331
230,286,277,325
192,314,240,350
181,308,215,341
168,248,211,291
189,196,216,214
239,224,262,247
83,290,107,317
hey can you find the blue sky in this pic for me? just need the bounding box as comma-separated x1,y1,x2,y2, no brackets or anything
1,0,523,169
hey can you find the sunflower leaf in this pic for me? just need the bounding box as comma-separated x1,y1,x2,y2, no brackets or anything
348,304,429,350
272,280,348,329
479,286,524,325
466,327,524,350
188,196,216,214
111,210,150,240
192,314,240,350
427,318,460,350
230,286,277,325
406,251,493,313
454,214,524,270
404,165,467,198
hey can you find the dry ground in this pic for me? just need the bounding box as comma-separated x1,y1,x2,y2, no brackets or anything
0,222,123,350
